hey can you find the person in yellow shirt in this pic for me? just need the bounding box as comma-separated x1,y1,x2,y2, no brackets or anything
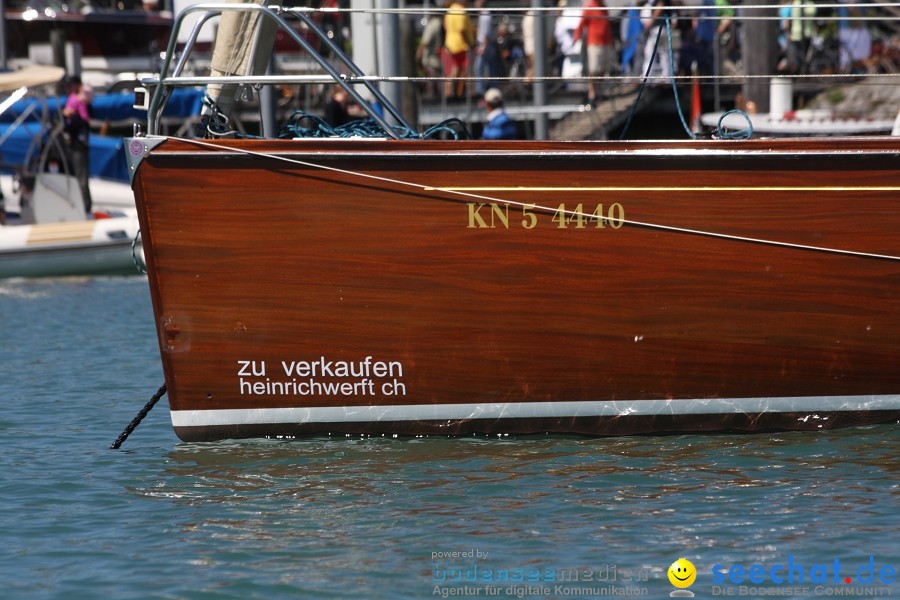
443,0,476,98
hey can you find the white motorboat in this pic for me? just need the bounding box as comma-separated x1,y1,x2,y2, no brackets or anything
0,65,142,278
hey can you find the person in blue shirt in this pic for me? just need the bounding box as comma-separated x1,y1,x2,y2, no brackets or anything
481,88,517,140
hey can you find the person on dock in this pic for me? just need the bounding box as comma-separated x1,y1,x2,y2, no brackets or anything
62,75,93,215
481,88,517,140
474,0,502,95
443,0,476,99
641,0,675,83
416,13,445,99
778,0,816,73
574,0,614,105
679,0,734,76
324,85,353,127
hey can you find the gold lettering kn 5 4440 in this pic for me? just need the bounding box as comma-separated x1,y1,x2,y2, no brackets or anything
466,202,625,229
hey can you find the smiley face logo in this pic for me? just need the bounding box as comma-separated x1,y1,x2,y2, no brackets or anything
668,558,697,588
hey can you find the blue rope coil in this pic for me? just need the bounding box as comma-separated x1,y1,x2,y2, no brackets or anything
278,110,473,140
716,109,754,139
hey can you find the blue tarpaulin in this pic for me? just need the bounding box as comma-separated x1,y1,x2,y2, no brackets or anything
1,123,133,181
0,88,204,181
0,88,204,124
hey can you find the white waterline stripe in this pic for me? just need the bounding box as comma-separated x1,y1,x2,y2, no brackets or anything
170,395,899,428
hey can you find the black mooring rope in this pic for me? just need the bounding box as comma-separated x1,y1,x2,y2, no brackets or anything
619,18,666,141
110,384,167,449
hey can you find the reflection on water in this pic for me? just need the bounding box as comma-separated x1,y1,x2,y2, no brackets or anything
125,427,899,596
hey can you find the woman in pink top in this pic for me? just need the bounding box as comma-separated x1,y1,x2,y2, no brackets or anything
62,75,93,214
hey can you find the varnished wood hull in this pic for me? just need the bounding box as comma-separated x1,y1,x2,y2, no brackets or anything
129,137,900,441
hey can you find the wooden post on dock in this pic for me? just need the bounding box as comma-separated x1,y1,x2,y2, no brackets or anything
50,29,67,95
742,2,778,113
532,0,548,140
260,56,276,138
380,0,402,123
399,2,419,129
0,0,7,70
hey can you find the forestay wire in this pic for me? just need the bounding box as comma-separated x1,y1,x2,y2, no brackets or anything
620,16,753,140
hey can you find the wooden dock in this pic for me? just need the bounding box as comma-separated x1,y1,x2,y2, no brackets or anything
549,83,660,140
418,83,660,141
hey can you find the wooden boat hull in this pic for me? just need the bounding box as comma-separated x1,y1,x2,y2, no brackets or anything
129,137,900,441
